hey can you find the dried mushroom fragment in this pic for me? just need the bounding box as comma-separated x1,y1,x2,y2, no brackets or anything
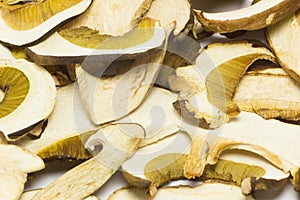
266,10,300,82
169,41,276,129
182,111,300,191
194,0,300,33
108,182,254,200
15,83,97,160
233,67,300,121
20,190,100,200
26,19,166,65
77,48,165,125
31,123,144,200
0,59,56,141
145,0,192,35
0,144,44,200
0,0,92,46
121,132,191,195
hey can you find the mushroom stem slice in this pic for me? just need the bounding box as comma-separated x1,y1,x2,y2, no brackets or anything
20,190,100,200
194,0,300,33
31,123,144,200
234,67,300,121
77,48,166,125
266,10,300,82
108,183,255,200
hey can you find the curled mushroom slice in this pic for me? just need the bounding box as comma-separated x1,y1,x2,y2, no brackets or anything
31,123,144,200
182,111,300,191
77,48,165,125
169,41,276,129
0,144,44,200
145,0,192,35
121,132,191,196
0,0,92,46
194,0,300,33
108,182,254,200
0,59,56,141
234,66,300,121
15,83,98,160
266,10,300,82
20,190,100,200
26,18,166,65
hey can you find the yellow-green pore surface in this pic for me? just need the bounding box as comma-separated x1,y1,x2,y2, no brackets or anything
0,67,29,118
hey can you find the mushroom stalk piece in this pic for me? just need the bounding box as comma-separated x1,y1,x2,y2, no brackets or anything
194,0,300,33
31,123,144,200
266,10,300,82
233,67,300,121
20,190,100,200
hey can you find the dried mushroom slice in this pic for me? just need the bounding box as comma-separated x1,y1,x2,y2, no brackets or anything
77,48,165,125
0,144,44,200
121,132,191,195
108,182,254,200
194,0,300,33
0,59,56,141
266,10,300,82
168,41,276,129
0,0,92,46
20,190,100,200
182,111,300,191
31,123,144,200
233,67,300,121
15,83,97,160
145,0,192,35
26,18,166,65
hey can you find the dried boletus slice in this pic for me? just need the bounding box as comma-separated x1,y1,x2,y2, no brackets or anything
0,0,92,46
266,10,300,82
0,44,14,59
107,182,254,200
26,18,166,65
182,111,300,191
15,83,97,160
194,0,300,33
31,123,144,200
121,132,191,195
77,48,166,125
0,59,56,141
145,0,192,35
234,66,300,121
0,144,44,200
169,41,276,129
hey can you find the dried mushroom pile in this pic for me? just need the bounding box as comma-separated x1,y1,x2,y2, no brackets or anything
1,0,300,199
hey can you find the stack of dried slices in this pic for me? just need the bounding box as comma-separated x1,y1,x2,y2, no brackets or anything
1,0,300,199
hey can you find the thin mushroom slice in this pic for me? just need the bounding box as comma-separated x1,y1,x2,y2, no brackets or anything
266,10,300,82
0,144,44,200
20,190,100,200
0,44,14,59
145,0,192,35
0,59,56,141
233,66,300,121
182,111,300,191
169,41,276,129
108,182,254,200
26,18,166,65
194,0,300,33
15,83,98,160
0,0,92,46
31,123,144,200
77,48,166,125
121,132,191,196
